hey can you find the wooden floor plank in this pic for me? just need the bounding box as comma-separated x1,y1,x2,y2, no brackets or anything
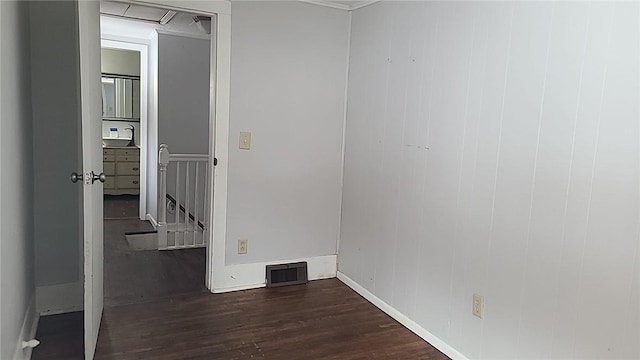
91,279,448,359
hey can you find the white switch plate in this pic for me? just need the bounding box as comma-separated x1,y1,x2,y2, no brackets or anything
238,239,248,254
239,131,251,150
472,294,484,318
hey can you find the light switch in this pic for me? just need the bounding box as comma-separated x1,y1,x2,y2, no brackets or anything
239,131,251,150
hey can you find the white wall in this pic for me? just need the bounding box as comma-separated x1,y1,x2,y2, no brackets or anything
339,2,639,359
0,0,36,358
101,48,140,76
226,1,349,265
157,33,210,154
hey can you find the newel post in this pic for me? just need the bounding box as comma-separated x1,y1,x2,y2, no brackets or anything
158,144,170,249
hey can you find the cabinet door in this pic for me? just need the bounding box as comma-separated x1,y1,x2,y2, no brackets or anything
116,175,140,189
116,162,140,176
103,162,116,176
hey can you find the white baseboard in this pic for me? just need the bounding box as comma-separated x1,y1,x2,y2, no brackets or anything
13,294,39,360
212,255,337,293
36,281,83,316
146,213,158,229
337,272,469,360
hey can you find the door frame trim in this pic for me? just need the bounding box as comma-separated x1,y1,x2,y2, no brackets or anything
100,39,149,221
100,0,231,292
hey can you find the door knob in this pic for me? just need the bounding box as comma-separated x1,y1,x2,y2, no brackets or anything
70,172,82,183
91,171,106,184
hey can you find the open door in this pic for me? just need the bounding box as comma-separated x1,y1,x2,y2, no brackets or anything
77,1,104,358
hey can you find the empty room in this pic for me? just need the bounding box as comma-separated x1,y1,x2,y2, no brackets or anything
0,0,638,359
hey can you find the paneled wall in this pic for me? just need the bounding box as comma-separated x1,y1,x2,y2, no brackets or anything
339,2,639,359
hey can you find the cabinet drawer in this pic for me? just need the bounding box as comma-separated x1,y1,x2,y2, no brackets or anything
103,149,115,156
104,162,116,176
104,154,115,162
116,175,140,189
116,155,139,162
117,162,140,175
104,176,115,189
116,149,139,157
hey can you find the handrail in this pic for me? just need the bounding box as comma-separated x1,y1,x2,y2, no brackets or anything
166,193,205,230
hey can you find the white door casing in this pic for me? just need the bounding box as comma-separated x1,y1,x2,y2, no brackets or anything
111,0,231,292
77,0,104,358
76,2,230,356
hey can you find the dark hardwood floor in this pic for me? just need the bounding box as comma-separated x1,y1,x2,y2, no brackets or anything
103,218,206,306
103,195,141,219
31,311,84,360
33,197,448,359
95,279,449,359
34,279,448,360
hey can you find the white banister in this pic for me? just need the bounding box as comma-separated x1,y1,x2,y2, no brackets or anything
158,144,169,249
157,144,209,250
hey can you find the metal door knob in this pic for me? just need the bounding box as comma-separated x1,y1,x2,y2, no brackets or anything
91,171,106,184
70,172,82,183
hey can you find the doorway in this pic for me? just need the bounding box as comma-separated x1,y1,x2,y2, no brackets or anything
100,3,213,303
100,42,147,221
32,0,229,358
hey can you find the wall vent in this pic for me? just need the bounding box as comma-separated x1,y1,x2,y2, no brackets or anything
266,262,308,288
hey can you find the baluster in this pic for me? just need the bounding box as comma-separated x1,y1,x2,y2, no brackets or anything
175,161,180,247
203,161,209,247
193,161,199,247
185,161,191,246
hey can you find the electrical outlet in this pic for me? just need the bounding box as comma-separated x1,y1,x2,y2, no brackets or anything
239,132,251,150
238,239,248,254
472,294,484,318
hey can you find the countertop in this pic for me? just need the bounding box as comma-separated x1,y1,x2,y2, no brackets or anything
102,145,140,149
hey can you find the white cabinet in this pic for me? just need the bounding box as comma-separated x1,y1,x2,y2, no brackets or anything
103,146,140,195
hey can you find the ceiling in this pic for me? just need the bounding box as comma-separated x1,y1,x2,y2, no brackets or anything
100,1,212,34
100,2,179,23
101,0,379,22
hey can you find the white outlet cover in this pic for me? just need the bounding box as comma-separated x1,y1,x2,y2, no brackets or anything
238,239,248,254
472,294,484,318
239,131,251,150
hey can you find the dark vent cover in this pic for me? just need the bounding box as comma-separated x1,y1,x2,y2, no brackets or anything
266,262,308,288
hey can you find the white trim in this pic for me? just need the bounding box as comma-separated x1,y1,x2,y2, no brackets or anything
156,29,211,41
336,11,352,262
349,1,380,11
131,0,231,15
337,272,470,360
100,39,149,221
298,0,380,11
146,213,159,229
12,294,39,360
212,255,337,294
210,12,231,292
35,282,83,316
300,0,351,11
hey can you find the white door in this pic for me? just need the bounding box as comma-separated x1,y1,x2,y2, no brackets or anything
77,1,104,358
